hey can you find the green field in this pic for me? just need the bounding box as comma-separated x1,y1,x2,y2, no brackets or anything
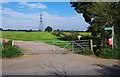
1,31,119,59
78,32,91,36
1,31,91,49
1,31,91,41
1,31,59,41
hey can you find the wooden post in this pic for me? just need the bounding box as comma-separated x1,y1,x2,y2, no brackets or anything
54,41,56,54
90,39,93,51
112,26,114,49
72,41,74,52
12,40,15,46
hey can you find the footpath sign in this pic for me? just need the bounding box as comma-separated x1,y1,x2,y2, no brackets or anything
105,27,113,30
105,26,114,49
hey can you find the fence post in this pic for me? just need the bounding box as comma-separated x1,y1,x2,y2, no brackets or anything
90,39,93,51
12,40,15,46
53,41,56,54
72,41,74,52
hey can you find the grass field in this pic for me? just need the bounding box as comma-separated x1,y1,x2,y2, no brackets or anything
78,32,91,36
1,31,91,50
1,31,119,59
1,31,91,40
1,31,59,41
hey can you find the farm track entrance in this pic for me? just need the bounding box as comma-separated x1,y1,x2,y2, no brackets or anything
2,40,119,75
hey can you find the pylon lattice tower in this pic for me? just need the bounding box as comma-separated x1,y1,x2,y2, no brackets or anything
39,13,43,31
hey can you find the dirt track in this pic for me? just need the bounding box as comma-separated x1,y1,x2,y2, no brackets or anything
2,40,120,75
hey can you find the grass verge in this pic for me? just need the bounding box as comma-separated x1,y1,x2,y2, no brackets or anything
1,39,23,58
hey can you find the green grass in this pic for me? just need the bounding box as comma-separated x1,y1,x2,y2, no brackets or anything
0,39,22,58
1,31,119,59
1,31,91,51
2,46,22,58
0,42,2,58
61,32,91,36
78,32,91,36
1,31,72,48
1,31,91,49
1,31,59,41
52,41,72,49
0,42,2,46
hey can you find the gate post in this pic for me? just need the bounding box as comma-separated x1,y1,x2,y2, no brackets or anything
72,41,74,52
90,39,93,51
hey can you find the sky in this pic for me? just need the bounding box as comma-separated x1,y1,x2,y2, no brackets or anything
1,2,90,31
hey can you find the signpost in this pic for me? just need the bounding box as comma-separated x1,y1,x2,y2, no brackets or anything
77,35,81,40
105,27,113,30
112,26,114,49
105,26,114,49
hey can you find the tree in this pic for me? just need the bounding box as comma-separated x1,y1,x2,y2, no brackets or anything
0,28,3,31
45,26,52,32
70,2,120,47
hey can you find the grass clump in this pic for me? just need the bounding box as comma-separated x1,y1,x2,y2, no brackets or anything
96,47,120,59
2,46,22,58
1,39,22,58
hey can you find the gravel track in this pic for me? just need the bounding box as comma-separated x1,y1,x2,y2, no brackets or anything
1,39,120,75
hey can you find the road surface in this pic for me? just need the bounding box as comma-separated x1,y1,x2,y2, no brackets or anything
2,40,120,75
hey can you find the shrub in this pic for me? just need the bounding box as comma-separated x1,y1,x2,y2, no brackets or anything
96,48,120,59
2,39,12,48
92,36,101,45
82,49,94,55
2,46,22,58
74,48,94,55
1,39,22,58
52,31,63,37
80,36,93,40
52,31,79,41
60,32,78,41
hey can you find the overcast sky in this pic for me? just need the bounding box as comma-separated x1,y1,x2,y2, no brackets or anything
1,2,90,31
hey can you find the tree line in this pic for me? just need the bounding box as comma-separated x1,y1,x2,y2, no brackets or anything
0,26,53,32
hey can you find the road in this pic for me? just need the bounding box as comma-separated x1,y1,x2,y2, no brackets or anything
2,40,120,75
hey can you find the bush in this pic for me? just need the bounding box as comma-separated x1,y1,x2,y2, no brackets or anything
1,39,22,58
52,31,79,41
60,32,78,41
96,48,120,59
92,36,101,45
80,36,93,40
2,46,22,58
52,31,63,36
74,48,94,55
2,39,12,48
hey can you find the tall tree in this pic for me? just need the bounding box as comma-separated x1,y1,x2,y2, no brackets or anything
70,2,120,47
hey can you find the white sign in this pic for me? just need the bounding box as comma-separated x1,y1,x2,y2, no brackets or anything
78,36,81,40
